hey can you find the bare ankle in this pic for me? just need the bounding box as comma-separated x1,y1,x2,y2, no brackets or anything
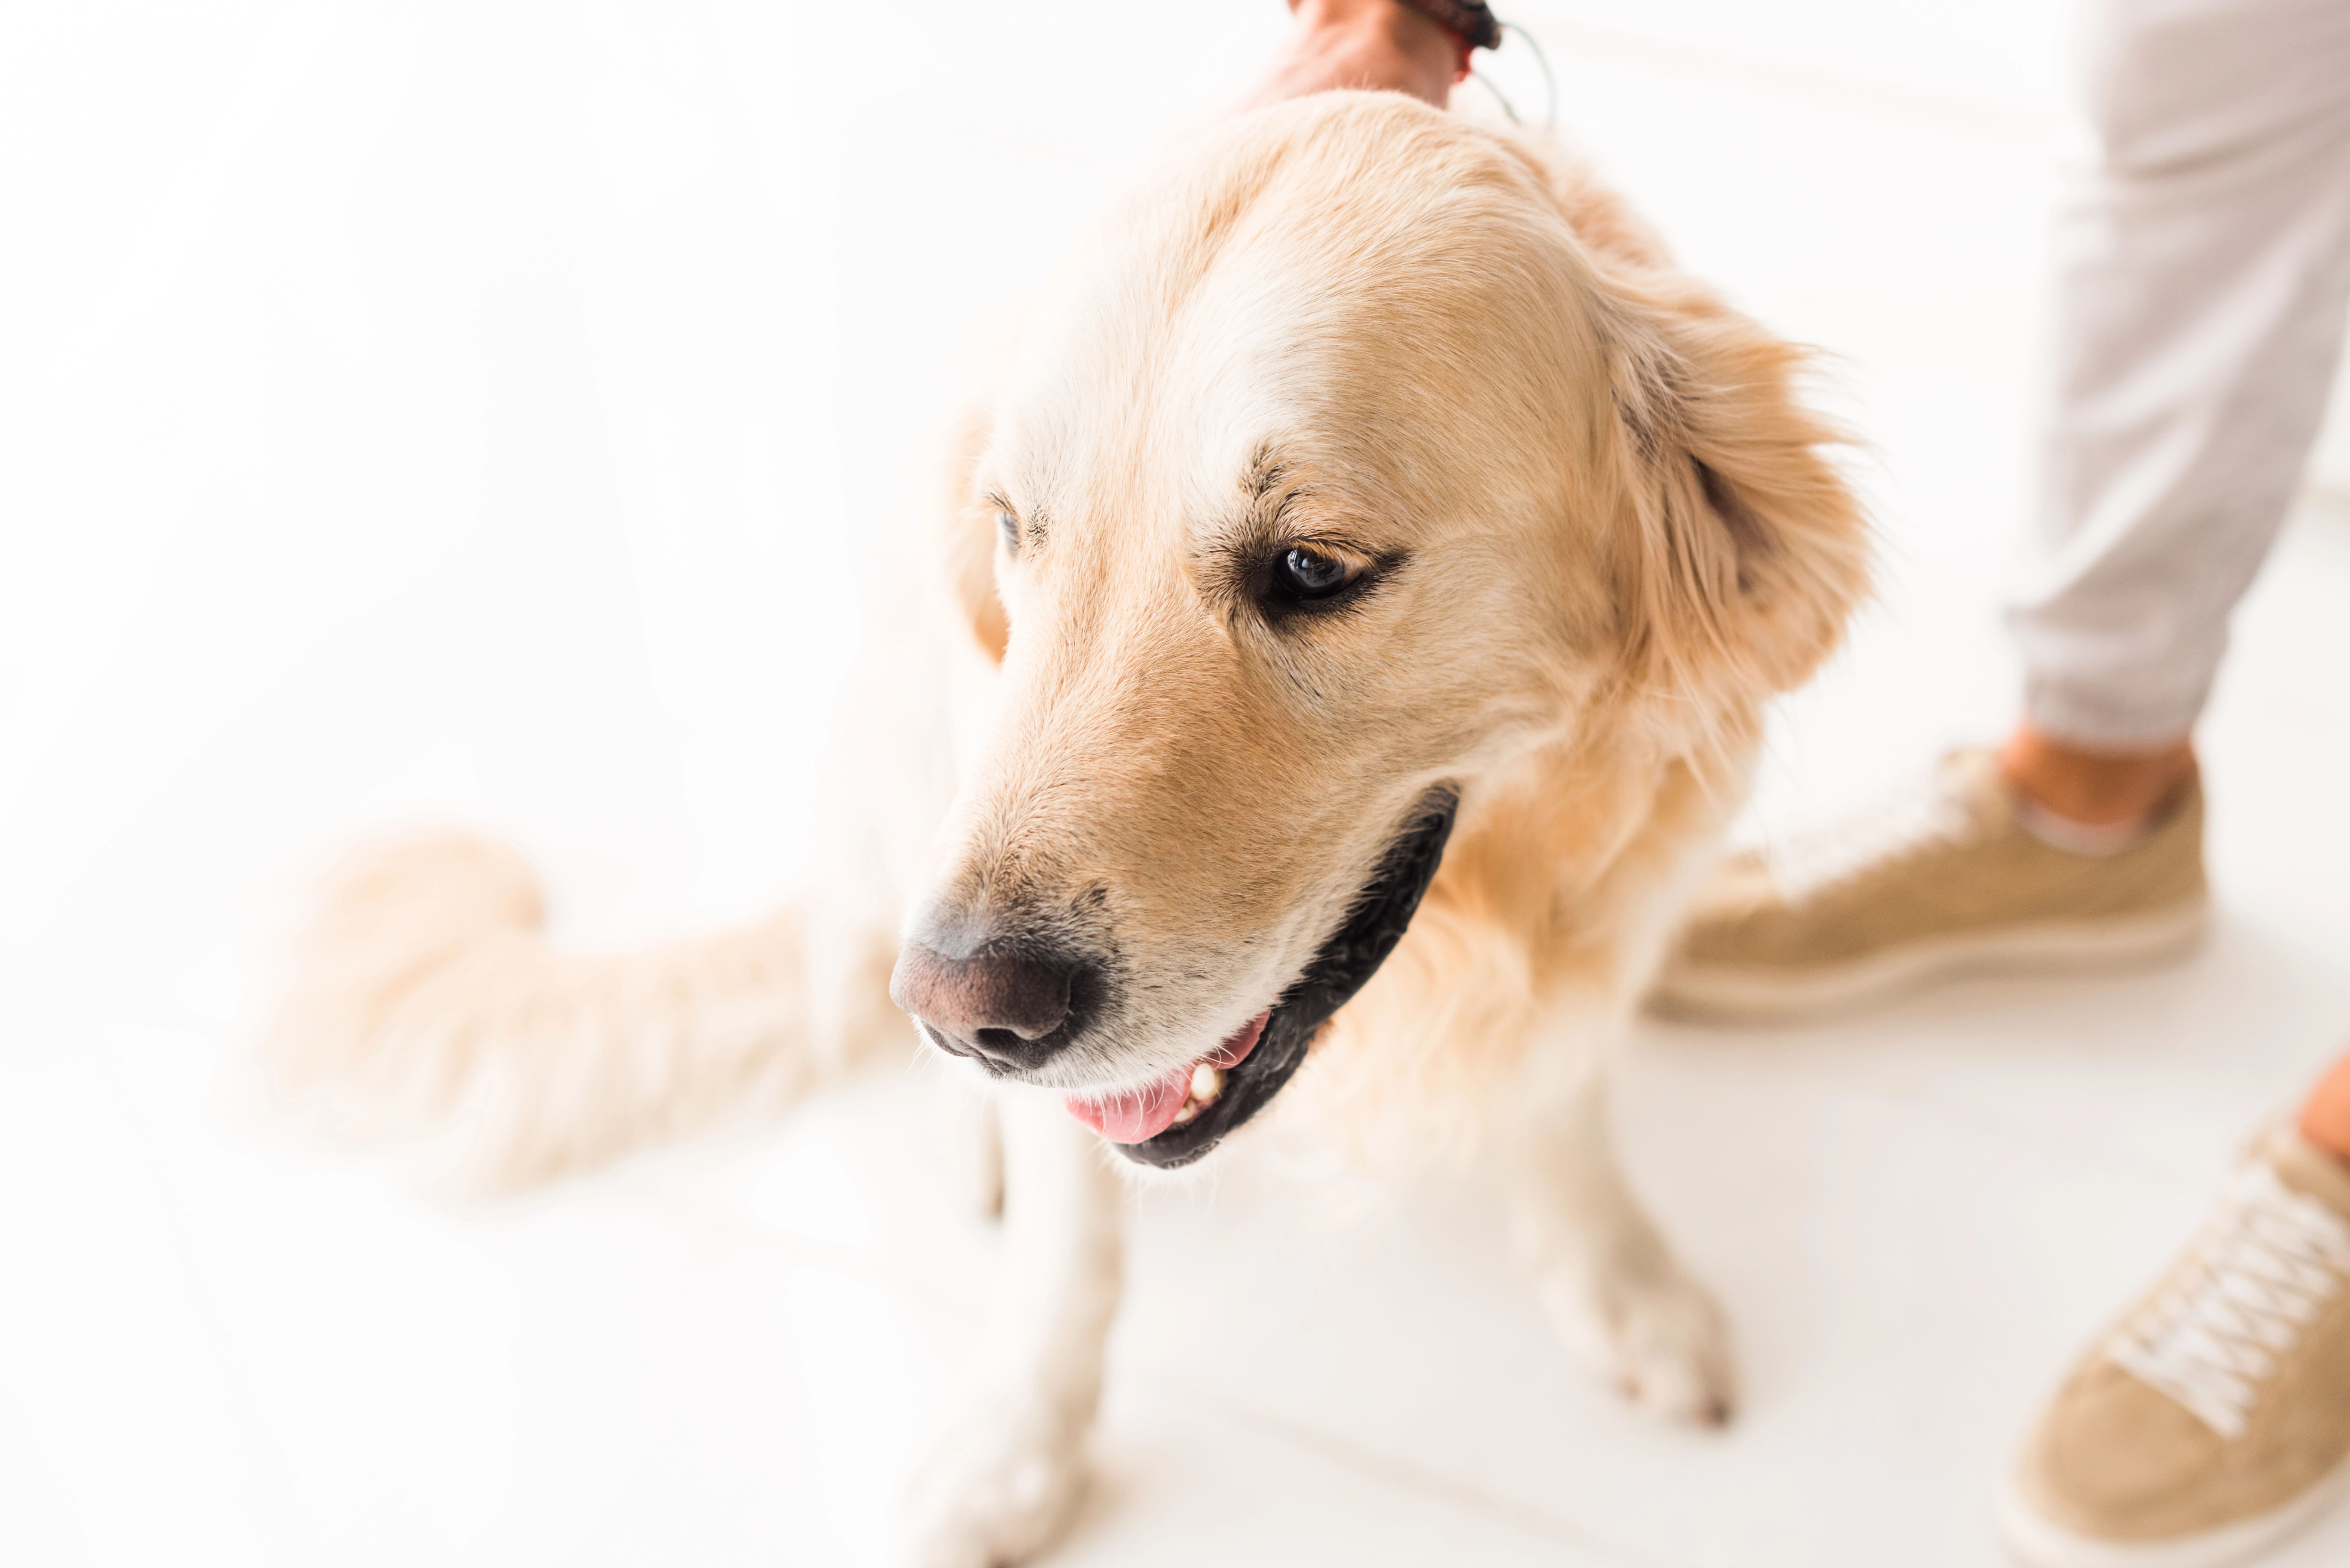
2298,1051,2350,1169
1996,725,2195,828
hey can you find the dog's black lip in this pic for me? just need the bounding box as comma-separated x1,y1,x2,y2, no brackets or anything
1112,785,1460,1170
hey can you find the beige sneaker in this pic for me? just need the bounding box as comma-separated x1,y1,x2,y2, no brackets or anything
1998,1130,2350,1568
1650,749,2207,1021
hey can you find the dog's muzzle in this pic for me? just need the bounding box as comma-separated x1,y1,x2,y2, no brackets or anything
892,785,1458,1165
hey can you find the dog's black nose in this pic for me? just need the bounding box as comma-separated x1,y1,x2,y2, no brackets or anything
889,938,1087,1071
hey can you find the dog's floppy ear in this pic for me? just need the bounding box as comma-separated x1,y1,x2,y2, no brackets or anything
936,397,1009,665
1602,281,1869,721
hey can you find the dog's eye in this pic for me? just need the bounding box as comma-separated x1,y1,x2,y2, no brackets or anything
1273,546,1357,600
995,510,1018,553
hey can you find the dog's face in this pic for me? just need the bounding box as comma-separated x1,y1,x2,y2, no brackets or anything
892,95,1861,1167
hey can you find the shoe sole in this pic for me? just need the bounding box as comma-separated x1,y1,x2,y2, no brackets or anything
1647,899,2209,1024
1992,1443,2350,1568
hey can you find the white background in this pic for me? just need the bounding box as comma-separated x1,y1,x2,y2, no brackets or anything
7,3,2350,1565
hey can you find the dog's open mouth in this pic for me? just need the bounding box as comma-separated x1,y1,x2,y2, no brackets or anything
1065,786,1459,1170
1062,1008,1267,1144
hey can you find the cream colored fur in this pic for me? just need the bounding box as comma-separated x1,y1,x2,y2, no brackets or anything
262,94,1866,1568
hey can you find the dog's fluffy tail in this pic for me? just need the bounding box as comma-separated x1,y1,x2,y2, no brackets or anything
261,830,904,1189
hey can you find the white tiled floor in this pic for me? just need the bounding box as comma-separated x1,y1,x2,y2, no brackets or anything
10,3,2350,1565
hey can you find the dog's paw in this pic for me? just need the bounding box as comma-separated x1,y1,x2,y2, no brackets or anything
901,1394,1087,1568
1536,1254,1737,1425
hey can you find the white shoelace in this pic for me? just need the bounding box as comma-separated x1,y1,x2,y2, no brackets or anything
2107,1159,2350,1439
1762,763,1974,902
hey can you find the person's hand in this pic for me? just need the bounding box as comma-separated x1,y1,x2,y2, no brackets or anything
1241,0,1470,111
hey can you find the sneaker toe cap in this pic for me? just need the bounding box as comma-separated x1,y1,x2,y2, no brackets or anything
2019,1362,2224,1537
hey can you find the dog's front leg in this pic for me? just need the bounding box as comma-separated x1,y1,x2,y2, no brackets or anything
1504,1054,1736,1425
904,1091,1122,1568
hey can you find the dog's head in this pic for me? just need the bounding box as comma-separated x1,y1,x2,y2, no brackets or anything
892,94,1864,1167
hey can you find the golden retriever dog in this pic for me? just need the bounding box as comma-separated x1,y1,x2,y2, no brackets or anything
264,92,1866,1567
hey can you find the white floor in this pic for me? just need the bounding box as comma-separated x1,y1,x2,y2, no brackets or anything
9,3,2350,1565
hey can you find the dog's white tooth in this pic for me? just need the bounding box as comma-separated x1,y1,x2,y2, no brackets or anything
1190,1063,1223,1104
1171,1100,1202,1124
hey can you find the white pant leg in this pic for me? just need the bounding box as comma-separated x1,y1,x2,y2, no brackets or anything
2007,0,2350,749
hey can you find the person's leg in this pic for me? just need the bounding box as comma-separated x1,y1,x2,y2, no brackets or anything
1996,727,2195,827
1996,20,2350,1548
1656,0,2350,1023
2001,0,2350,829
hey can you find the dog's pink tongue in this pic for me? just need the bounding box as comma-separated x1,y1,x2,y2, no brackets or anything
1064,1011,1269,1145
1064,1066,1192,1144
